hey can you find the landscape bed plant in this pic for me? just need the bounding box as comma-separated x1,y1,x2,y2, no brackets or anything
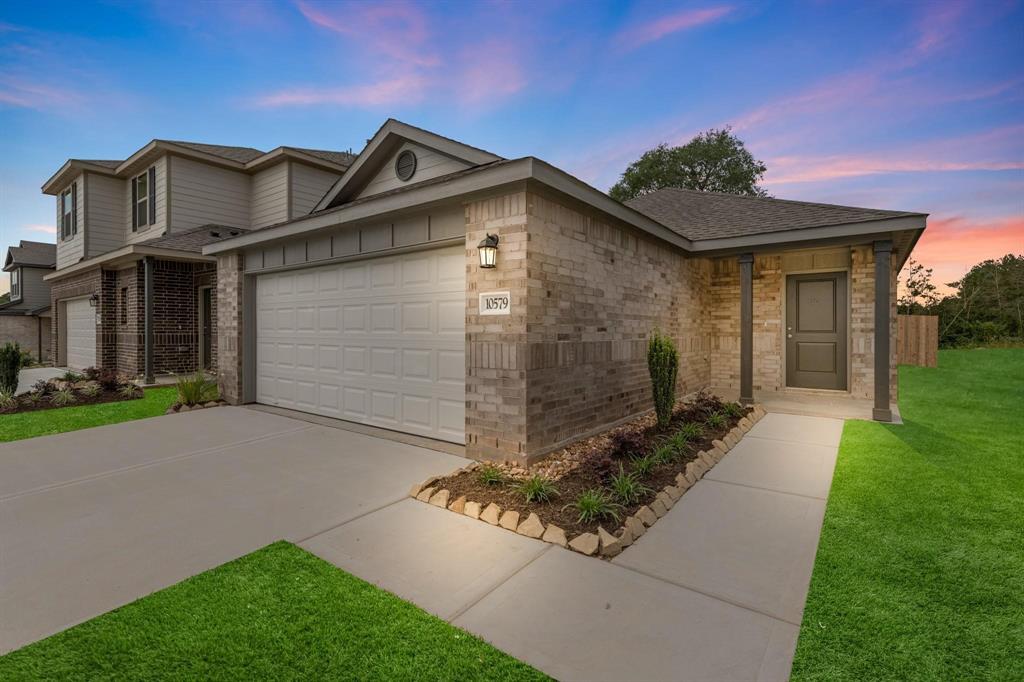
419,390,758,555
0,367,143,416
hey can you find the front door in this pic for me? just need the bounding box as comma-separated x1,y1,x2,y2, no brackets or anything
786,272,847,390
200,287,213,371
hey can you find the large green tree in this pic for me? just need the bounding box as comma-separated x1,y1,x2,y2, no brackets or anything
933,254,1024,346
609,126,768,202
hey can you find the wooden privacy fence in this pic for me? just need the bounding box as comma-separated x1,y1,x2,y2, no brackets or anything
897,315,939,367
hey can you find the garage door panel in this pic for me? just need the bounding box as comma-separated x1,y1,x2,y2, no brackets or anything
65,297,97,371
257,245,465,443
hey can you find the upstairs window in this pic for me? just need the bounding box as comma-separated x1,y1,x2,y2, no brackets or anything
9,269,19,300
132,166,156,231
60,184,77,240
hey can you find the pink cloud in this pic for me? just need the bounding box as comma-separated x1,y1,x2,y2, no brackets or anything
453,40,528,107
252,74,429,108
0,76,86,111
909,215,1024,292
615,5,733,50
24,224,56,235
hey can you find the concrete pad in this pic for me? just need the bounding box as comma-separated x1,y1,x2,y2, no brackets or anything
614,480,826,624
0,407,309,498
705,436,838,499
746,412,845,448
454,547,799,682
0,415,464,654
13,367,67,395
301,500,548,621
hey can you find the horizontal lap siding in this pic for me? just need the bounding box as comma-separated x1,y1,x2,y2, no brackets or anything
355,142,469,200
251,163,289,229
168,156,250,231
86,172,126,257
290,162,340,218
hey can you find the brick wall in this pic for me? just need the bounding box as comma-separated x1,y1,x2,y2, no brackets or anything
850,245,899,404
0,316,49,363
216,252,245,403
50,268,104,367
114,265,143,374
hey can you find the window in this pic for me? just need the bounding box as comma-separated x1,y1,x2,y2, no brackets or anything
60,184,77,240
132,166,156,231
9,269,19,300
120,287,128,325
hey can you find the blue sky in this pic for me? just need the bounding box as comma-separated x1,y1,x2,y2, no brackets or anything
2,0,1022,293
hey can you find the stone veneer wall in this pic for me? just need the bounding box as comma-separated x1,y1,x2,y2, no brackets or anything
216,252,245,404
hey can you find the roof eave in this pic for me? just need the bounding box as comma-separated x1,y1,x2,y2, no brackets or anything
44,245,215,282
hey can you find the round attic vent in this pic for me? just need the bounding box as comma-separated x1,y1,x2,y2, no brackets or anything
395,149,417,181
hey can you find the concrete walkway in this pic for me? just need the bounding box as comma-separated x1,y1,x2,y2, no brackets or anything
13,366,67,395
1,408,842,681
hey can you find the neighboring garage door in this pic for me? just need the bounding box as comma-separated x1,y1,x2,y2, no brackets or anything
65,297,97,370
256,245,466,443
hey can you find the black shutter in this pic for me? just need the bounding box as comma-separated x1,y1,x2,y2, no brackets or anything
131,177,138,231
71,182,78,235
148,166,156,226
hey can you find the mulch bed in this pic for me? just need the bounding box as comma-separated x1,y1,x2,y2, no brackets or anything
1,381,142,415
434,392,750,536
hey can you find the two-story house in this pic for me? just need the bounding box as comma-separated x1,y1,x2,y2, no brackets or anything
41,141,353,380
1,240,56,363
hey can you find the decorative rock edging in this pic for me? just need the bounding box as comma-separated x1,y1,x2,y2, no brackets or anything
165,399,228,415
409,405,767,559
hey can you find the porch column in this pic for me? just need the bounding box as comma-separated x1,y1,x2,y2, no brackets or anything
143,256,155,385
872,241,893,421
739,253,754,405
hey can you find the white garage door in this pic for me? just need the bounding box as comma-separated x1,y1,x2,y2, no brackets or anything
256,245,466,443
65,297,97,370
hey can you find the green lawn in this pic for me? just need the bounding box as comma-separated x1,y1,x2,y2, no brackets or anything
0,387,177,443
792,348,1024,681
0,542,546,681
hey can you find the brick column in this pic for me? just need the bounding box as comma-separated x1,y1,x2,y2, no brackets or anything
739,253,754,405
216,252,245,404
872,240,893,421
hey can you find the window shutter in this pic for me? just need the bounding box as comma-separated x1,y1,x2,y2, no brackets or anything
71,182,78,235
131,177,138,231
148,166,156,226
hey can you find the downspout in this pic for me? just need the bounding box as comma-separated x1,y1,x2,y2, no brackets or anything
143,256,155,384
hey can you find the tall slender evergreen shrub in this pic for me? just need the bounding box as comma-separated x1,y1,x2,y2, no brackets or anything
0,342,22,394
647,330,679,428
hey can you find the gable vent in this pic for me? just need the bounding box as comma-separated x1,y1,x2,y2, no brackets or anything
395,149,417,181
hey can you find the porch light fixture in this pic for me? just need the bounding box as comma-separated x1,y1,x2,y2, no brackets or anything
88,293,99,308
477,233,499,269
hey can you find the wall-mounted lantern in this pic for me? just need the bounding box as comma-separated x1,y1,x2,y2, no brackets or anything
477,233,499,269
88,293,99,308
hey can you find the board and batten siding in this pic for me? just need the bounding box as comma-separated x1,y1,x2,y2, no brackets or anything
85,172,126,257
168,155,251,232
251,163,289,229
354,142,470,201
56,174,86,269
125,156,169,244
243,204,465,273
290,162,341,218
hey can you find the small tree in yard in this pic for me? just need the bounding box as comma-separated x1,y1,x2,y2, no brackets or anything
647,330,679,428
0,342,22,394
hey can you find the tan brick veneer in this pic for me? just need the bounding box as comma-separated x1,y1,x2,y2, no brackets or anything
216,252,245,404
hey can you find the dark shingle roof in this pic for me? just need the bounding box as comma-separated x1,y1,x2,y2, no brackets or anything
289,147,356,167
142,225,250,253
5,240,56,269
161,141,267,164
626,187,925,241
79,159,122,169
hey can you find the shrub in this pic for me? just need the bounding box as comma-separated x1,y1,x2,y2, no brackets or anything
651,442,679,466
176,373,219,406
51,387,77,407
631,454,656,478
0,390,16,411
723,401,744,418
705,411,727,430
513,474,559,503
610,431,645,459
83,366,101,381
676,422,705,442
118,383,142,399
692,389,725,419
96,369,121,391
564,488,623,524
32,378,54,395
477,464,505,486
80,382,102,398
24,390,44,405
18,348,35,368
647,330,679,428
61,370,84,383
608,464,653,505
0,342,22,394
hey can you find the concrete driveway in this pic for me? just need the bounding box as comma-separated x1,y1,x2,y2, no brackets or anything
14,367,68,395
0,407,464,654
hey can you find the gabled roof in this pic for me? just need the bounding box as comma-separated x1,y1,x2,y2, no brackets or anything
141,224,250,253
4,240,56,271
312,118,503,211
159,140,266,164
627,187,925,241
288,147,357,167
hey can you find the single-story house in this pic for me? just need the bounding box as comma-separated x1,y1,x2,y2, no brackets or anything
203,119,926,465
1,240,56,363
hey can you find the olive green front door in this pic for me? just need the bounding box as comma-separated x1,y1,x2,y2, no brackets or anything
786,272,847,390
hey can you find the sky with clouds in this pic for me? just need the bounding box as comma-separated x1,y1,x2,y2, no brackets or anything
1,0,1021,295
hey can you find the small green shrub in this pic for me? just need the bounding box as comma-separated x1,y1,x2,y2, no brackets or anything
608,464,653,505
0,342,21,394
705,412,727,430
96,369,121,391
80,382,102,398
0,390,16,410
631,454,656,478
676,422,705,442
723,402,744,418
176,373,219,406
651,442,678,466
51,387,77,407
118,383,141,399
513,474,559,503
24,391,44,405
647,330,679,428
564,488,623,524
61,370,83,383
477,464,505,486
32,378,54,394
18,348,35,368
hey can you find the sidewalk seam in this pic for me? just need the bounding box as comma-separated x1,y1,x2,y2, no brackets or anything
446,544,553,624
701,476,829,501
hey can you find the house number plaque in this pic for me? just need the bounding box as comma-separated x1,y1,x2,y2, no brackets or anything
479,291,511,316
